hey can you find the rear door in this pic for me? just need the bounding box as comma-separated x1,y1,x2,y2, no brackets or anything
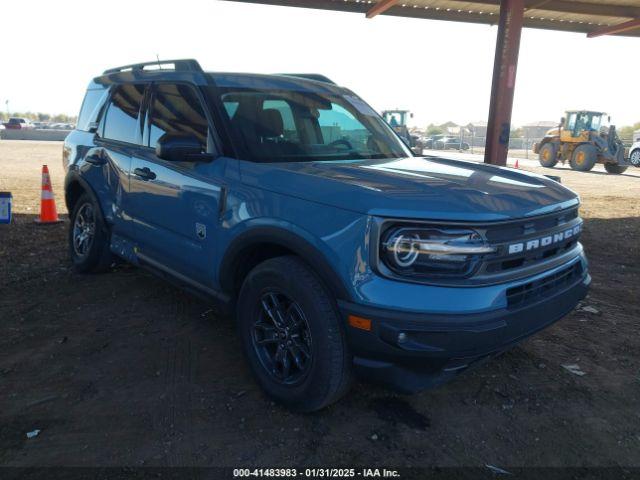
128,82,225,287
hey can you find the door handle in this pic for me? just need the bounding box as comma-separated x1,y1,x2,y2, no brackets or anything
133,167,156,180
85,153,106,166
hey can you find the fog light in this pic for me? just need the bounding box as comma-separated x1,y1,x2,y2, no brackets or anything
397,332,408,344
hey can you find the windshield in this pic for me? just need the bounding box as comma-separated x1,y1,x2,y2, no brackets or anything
216,85,411,162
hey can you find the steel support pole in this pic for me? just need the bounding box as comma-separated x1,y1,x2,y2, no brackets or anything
484,0,525,165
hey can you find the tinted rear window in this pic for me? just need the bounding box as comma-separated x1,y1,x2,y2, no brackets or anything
77,88,108,131
102,84,145,144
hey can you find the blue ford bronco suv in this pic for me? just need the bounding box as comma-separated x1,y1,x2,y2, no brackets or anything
64,59,590,412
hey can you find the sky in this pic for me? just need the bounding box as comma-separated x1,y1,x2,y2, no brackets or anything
1,0,639,128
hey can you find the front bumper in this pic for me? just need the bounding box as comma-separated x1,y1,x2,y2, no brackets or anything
339,264,590,393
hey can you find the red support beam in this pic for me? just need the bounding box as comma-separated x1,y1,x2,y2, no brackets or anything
484,0,525,166
366,0,400,19
587,18,640,38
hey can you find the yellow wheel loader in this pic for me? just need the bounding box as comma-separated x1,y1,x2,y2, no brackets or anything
533,111,630,174
382,110,423,154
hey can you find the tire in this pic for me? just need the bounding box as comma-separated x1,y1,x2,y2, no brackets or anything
538,142,558,168
237,255,352,412
68,193,113,273
570,144,597,171
604,163,628,174
630,149,640,167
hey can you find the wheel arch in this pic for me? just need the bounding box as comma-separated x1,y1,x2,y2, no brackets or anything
65,172,96,212
219,226,352,303
64,172,111,227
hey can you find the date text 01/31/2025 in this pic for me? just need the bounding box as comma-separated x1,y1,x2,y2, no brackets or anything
233,468,401,478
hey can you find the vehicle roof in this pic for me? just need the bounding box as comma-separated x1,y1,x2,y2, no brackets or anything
565,110,606,115
90,69,346,95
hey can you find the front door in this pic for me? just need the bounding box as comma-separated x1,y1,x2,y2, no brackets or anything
128,83,225,288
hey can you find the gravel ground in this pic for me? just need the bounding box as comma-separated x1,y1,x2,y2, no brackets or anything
1,141,639,472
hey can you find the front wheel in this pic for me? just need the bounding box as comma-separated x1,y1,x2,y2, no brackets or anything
629,149,640,167
570,144,597,171
68,193,113,273
538,142,558,168
237,255,352,412
604,163,628,174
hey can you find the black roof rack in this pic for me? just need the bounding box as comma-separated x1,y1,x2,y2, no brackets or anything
103,59,203,75
279,73,336,84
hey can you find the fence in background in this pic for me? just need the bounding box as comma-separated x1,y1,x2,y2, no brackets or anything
0,129,71,141
422,132,637,160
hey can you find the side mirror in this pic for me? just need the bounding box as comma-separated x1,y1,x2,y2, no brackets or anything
560,117,565,125
88,122,99,134
155,134,212,162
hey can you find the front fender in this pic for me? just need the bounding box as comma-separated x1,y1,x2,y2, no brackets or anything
218,220,354,302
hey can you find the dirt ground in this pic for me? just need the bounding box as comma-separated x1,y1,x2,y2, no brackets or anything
1,140,639,472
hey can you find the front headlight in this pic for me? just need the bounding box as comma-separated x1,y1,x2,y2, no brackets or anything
380,226,495,278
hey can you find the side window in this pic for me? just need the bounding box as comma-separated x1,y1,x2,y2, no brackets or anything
223,100,239,120
566,113,577,131
262,99,297,141
102,84,145,144
148,84,208,150
77,88,108,131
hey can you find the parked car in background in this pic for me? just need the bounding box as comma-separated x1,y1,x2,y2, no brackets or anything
422,134,444,149
629,141,640,167
50,122,75,130
436,136,470,150
422,135,470,150
3,117,35,130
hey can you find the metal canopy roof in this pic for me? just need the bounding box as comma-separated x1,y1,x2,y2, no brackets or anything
226,0,640,37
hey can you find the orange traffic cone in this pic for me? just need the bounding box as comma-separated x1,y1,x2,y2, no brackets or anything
35,165,62,224
514,159,520,169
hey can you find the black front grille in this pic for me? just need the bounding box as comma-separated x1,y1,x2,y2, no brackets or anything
483,207,579,243
506,262,583,308
485,239,579,273
479,207,582,276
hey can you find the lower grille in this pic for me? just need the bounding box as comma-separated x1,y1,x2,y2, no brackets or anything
506,262,583,308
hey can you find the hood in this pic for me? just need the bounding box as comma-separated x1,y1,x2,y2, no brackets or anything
239,156,579,221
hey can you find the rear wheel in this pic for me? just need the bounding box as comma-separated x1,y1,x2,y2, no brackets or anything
237,255,352,412
570,144,597,171
538,142,558,168
68,193,113,273
604,163,628,174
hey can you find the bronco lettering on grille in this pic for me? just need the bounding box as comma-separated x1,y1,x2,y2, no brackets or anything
507,224,581,255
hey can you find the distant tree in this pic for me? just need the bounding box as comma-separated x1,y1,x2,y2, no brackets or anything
618,122,640,140
0,111,77,123
426,124,443,135
52,113,76,123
